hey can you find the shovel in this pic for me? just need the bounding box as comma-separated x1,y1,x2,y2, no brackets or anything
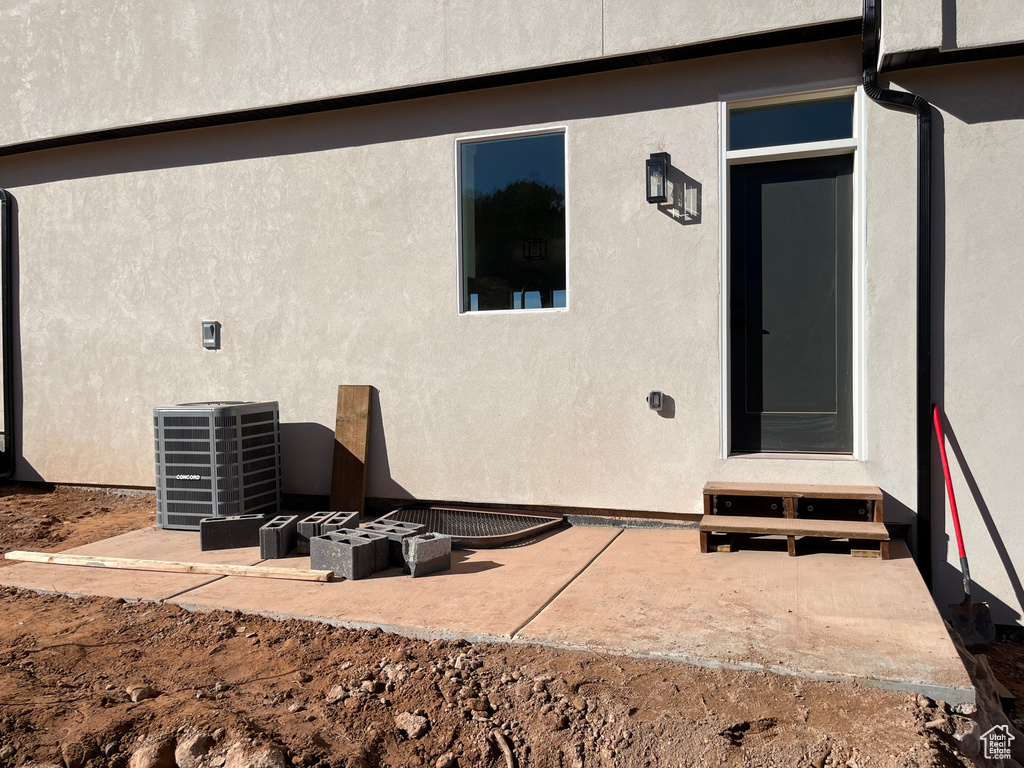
932,404,995,647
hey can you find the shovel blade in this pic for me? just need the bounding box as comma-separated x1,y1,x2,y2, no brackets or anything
948,597,996,648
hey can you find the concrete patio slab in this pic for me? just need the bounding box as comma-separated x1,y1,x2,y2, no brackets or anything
515,528,974,703
169,526,621,639
0,523,972,703
68,526,265,563
0,527,264,602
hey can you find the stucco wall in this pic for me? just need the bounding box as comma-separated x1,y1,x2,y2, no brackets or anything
881,0,942,55
602,0,859,55
0,39,934,536
951,0,1024,50
894,59,1024,625
881,0,1024,57
0,0,861,148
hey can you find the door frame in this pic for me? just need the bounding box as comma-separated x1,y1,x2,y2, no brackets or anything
717,81,867,459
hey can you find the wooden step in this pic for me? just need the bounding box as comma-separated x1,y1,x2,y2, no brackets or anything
702,481,882,500
699,515,889,540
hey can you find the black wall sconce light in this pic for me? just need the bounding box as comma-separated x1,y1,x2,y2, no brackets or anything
646,152,670,204
522,238,548,261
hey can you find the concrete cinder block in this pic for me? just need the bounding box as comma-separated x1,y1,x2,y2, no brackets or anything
296,511,336,554
350,529,390,572
363,521,428,570
259,515,299,559
199,514,267,551
320,510,359,535
402,533,452,578
309,533,376,580
385,520,426,535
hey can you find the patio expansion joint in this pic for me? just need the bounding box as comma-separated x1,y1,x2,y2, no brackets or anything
155,557,268,603
509,527,623,640
159,574,229,603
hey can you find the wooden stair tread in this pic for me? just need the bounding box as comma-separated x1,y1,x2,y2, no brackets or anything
699,515,889,540
702,481,882,500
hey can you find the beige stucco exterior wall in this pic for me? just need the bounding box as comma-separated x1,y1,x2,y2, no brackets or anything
881,0,943,55
881,0,1024,57
0,38,928,524
602,0,859,55
0,0,862,148
951,0,1024,49
893,59,1024,625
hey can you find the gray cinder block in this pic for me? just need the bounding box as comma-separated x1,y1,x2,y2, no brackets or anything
259,515,299,559
297,511,336,554
199,514,267,551
363,521,427,570
349,529,390,572
385,520,426,536
320,510,359,535
402,533,452,578
309,533,376,580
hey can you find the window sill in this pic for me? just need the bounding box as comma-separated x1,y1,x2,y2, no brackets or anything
459,307,569,316
727,451,859,462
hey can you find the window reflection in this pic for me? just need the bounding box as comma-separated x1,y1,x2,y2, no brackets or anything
460,133,566,312
729,97,854,151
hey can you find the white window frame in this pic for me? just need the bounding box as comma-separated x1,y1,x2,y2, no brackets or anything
454,126,570,316
718,82,867,460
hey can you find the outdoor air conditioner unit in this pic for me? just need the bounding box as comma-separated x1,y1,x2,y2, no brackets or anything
154,401,281,530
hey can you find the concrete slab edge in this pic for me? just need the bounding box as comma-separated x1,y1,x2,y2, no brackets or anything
4,584,973,705
164,596,974,705
166,599,517,646
508,637,976,706
0,585,152,605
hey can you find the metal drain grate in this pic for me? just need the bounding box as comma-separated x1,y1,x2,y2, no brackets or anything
379,506,563,548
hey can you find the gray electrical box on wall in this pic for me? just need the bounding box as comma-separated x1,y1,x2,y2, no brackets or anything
202,321,220,349
154,401,281,530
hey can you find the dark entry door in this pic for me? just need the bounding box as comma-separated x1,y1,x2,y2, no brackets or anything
729,155,853,453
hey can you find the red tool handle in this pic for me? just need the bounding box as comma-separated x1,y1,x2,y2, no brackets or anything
933,404,966,560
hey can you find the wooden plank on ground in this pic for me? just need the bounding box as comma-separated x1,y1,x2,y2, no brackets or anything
329,385,372,519
698,515,889,540
702,481,883,500
4,551,334,582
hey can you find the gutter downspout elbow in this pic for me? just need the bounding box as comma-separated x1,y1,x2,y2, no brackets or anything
862,0,933,585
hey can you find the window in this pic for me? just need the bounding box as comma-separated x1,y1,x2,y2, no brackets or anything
721,89,862,456
729,96,854,151
458,131,566,313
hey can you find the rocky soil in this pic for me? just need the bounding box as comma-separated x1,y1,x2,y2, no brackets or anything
0,587,984,768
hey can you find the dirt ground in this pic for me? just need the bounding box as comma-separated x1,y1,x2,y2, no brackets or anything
0,485,154,565
0,485,1018,768
985,628,1024,732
